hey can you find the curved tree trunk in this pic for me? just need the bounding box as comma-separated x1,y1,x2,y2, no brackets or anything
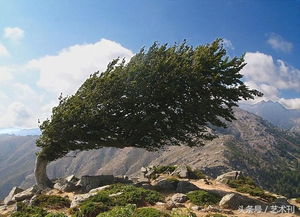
34,155,53,188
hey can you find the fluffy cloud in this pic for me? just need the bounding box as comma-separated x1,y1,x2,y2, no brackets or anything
3,27,24,42
241,52,300,109
28,38,134,96
222,38,234,50
267,33,293,53
0,39,134,128
0,43,10,57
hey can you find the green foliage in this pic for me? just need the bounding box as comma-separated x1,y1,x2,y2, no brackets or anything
227,176,276,202
204,214,227,217
36,39,262,162
72,184,163,217
296,198,300,203
45,213,68,217
155,166,177,174
11,202,48,217
96,204,136,217
187,190,221,206
31,194,71,209
133,207,169,217
170,209,196,217
73,201,109,217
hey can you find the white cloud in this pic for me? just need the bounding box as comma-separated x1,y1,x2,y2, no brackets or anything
0,43,10,57
222,38,234,50
241,52,300,109
3,27,24,42
28,38,134,96
267,33,293,53
0,66,13,82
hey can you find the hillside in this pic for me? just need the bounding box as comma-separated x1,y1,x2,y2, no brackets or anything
1,108,300,200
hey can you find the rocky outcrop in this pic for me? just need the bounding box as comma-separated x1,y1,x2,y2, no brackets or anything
78,175,115,192
171,193,188,203
176,181,199,193
219,193,266,210
216,171,243,184
53,175,79,192
4,187,23,205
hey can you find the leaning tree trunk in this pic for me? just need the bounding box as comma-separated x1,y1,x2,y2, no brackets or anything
34,155,53,188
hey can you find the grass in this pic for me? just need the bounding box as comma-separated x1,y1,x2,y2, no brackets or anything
45,213,68,217
204,214,227,217
227,176,276,202
187,190,221,206
31,195,71,209
11,202,48,217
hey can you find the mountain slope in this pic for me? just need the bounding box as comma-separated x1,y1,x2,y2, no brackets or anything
1,108,300,199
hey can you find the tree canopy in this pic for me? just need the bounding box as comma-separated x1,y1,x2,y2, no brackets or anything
36,39,262,162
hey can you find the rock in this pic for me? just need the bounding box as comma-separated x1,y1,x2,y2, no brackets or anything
156,202,165,206
171,193,188,203
70,192,97,208
190,205,203,211
272,197,291,206
164,201,184,210
216,171,243,184
79,175,115,192
4,187,24,205
109,192,123,197
171,165,189,178
54,178,78,192
65,175,79,183
12,186,41,202
219,193,266,210
153,179,178,191
88,185,110,194
176,181,199,193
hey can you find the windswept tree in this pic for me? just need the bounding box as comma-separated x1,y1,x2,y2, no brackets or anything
35,39,262,188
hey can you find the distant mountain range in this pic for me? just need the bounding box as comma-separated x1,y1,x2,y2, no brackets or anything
0,107,299,200
240,100,300,133
0,128,41,136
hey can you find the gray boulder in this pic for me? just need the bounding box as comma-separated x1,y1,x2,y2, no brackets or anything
12,186,42,202
4,187,24,205
171,193,188,203
171,165,189,178
79,175,115,192
216,171,243,184
54,178,78,192
176,181,199,193
70,192,97,208
153,179,178,191
219,193,266,210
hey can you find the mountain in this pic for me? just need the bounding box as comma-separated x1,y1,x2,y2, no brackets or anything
0,107,300,200
240,100,300,132
0,128,41,136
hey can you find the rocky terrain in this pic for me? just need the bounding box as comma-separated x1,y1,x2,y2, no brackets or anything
0,166,299,217
0,107,300,201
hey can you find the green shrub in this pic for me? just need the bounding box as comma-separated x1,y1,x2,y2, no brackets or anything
170,208,196,217
11,202,48,217
45,213,68,217
227,176,256,188
31,195,71,209
96,204,136,217
187,190,221,206
155,166,177,174
204,214,227,217
73,201,109,217
186,166,205,179
133,207,170,217
296,198,300,203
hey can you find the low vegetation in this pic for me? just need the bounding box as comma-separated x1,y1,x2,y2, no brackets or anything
186,166,206,179
204,214,227,217
227,176,276,202
31,195,71,209
296,197,300,203
11,202,48,217
187,190,221,206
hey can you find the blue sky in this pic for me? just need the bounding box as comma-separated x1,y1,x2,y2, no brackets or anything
0,0,299,128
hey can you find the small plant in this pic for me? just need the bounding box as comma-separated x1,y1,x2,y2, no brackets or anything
170,208,196,217
204,214,227,217
73,201,109,217
45,213,68,217
32,195,71,209
96,204,136,217
186,166,205,179
133,207,170,217
11,202,48,217
187,190,221,206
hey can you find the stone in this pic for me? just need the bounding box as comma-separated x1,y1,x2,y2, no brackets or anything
216,171,243,184
171,165,189,178
54,178,78,192
190,205,202,211
219,193,266,210
156,202,165,206
164,201,184,210
109,192,123,197
171,193,188,203
65,175,79,183
153,179,178,191
12,186,41,202
4,187,24,205
88,185,110,194
176,181,199,193
79,175,115,192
